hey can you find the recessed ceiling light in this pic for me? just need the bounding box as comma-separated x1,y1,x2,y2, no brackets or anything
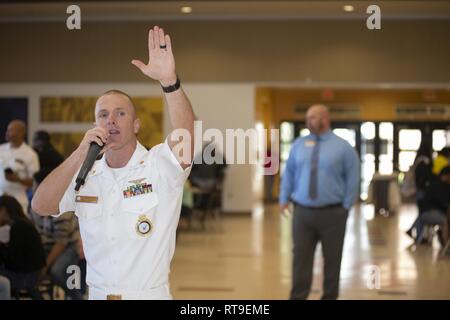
343,5,354,12
181,6,192,14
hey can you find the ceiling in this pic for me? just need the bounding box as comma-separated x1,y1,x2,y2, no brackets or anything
1,1,450,22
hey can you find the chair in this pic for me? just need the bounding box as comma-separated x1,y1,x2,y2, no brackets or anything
38,276,56,300
199,183,223,230
14,275,55,300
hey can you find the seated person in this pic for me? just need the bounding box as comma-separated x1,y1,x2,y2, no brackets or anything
190,144,227,211
0,195,45,299
432,147,450,176
30,210,85,300
32,130,65,184
419,166,450,250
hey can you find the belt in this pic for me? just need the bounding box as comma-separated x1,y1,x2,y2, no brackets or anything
295,202,343,210
88,284,172,300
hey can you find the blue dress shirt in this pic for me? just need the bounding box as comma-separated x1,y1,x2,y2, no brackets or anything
279,130,360,210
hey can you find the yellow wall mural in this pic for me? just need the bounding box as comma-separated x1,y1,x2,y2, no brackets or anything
40,97,97,123
134,97,164,150
41,96,163,158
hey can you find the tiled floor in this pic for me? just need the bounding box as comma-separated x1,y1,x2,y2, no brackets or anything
170,203,450,299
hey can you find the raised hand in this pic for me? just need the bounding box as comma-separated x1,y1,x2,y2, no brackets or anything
131,26,177,86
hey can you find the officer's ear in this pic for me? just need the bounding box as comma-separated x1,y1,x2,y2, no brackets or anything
133,118,141,135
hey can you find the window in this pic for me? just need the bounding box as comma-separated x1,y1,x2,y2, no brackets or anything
360,122,375,200
379,122,393,175
398,129,421,172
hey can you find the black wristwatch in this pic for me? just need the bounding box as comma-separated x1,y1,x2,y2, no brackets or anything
161,76,181,93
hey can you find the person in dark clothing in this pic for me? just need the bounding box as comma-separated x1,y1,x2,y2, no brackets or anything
31,131,86,299
32,131,64,184
416,166,450,249
190,143,227,211
406,141,433,240
0,195,46,299
415,146,433,208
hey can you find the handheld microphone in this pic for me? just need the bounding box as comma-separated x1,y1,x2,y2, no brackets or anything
75,142,103,192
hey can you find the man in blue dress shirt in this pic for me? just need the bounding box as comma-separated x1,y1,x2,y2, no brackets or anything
279,104,360,300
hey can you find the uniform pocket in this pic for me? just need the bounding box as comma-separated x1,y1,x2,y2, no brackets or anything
75,202,103,220
75,201,103,242
122,192,159,213
122,192,159,239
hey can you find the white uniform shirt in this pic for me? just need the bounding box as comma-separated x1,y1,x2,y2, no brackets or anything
58,141,191,300
0,142,40,213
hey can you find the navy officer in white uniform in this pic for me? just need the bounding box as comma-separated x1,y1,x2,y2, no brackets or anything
32,26,195,300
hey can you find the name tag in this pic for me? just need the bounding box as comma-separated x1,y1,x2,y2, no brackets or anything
305,140,316,147
75,195,98,204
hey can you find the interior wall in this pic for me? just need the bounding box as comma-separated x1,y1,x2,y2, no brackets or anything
1,20,450,83
180,83,257,213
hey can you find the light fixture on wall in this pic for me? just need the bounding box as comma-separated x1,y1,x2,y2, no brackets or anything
181,6,192,14
343,5,354,12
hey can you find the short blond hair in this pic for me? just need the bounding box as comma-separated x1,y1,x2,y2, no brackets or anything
99,89,136,118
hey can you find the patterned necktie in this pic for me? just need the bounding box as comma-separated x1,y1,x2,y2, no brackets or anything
309,135,320,200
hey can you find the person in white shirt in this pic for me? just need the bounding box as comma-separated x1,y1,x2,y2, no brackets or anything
32,26,195,300
0,120,40,213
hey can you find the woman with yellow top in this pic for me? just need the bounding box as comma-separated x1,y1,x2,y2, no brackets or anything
433,147,450,175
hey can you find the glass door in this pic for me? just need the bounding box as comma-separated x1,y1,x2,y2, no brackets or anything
360,122,376,200
432,128,450,157
397,128,423,172
378,122,394,175
333,127,357,148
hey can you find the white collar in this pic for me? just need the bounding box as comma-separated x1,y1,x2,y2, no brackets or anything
89,142,148,178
